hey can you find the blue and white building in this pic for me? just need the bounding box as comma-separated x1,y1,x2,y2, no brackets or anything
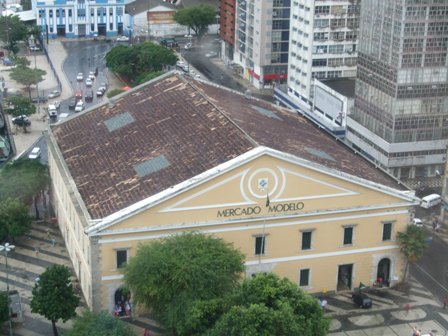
33,0,126,38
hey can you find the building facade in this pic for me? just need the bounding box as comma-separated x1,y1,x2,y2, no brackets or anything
47,73,417,312
233,0,290,88
274,0,360,136
346,0,448,188
33,0,126,38
219,0,235,60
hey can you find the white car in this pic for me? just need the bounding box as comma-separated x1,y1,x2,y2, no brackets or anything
86,78,93,87
76,73,84,81
176,61,185,68
412,218,423,227
74,101,84,112
205,51,217,58
28,147,41,160
117,36,130,42
48,90,61,99
88,71,95,80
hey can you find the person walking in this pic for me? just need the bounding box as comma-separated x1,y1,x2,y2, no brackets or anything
443,296,448,309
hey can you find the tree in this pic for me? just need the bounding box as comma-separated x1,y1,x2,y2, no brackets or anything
173,5,216,39
0,15,29,56
0,292,9,326
106,42,176,84
0,158,50,219
9,66,46,98
30,265,80,336
397,225,428,281
3,95,36,120
21,0,32,11
0,198,33,242
200,273,330,336
65,310,137,336
123,232,245,335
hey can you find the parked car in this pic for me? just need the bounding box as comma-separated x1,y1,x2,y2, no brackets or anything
86,78,93,87
85,90,94,102
117,36,130,42
74,101,84,112
76,72,84,81
176,61,185,68
96,87,106,97
12,115,31,127
68,98,77,110
28,147,41,159
412,218,423,227
351,292,372,308
48,90,61,99
29,45,41,52
52,100,61,109
32,95,48,103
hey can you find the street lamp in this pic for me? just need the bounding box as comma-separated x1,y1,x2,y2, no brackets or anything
0,242,15,336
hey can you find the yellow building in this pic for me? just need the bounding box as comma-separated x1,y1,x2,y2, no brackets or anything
47,73,418,312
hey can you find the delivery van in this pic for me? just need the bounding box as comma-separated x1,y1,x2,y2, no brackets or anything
420,194,442,209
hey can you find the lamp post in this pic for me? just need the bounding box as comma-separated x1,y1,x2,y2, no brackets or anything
0,242,15,336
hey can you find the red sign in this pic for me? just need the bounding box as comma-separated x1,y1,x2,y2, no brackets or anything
248,68,260,80
263,73,288,81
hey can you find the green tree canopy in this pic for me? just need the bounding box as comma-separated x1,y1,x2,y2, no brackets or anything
10,66,46,96
105,42,176,84
173,5,216,38
0,197,33,242
0,158,50,219
123,232,245,335
397,224,428,280
30,265,80,336
0,292,9,325
3,95,36,118
0,15,29,56
65,310,137,336
186,273,330,336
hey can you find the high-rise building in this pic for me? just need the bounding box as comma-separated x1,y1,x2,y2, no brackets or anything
220,0,236,60
346,1,448,188
233,0,290,89
274,1,360,136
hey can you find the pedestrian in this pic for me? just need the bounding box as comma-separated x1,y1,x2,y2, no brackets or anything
405,303,411,314
432,219,437,231
143,328,150,336
444,296,448,309
436,223,441,233
412,326,421,336
51,238,56,247
46,228,51,238
35,246,40,256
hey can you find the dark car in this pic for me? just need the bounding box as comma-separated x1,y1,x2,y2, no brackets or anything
32,96,48,103
68,98,77,110
351,292,372,308
12,115,31,127
85,90,94,102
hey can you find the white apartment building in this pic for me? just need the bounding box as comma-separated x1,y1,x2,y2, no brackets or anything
275,0,360,135
33,0,126,38
233,0,290,89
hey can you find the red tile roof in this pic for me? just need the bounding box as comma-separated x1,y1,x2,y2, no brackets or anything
50,74,405,219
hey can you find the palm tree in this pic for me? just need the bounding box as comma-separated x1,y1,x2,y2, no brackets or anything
397,225,427,281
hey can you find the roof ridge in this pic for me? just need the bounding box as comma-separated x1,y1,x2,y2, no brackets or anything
183,76,260,148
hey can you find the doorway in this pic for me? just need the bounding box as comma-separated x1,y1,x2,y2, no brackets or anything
337,264,353,291
377,258,391,286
